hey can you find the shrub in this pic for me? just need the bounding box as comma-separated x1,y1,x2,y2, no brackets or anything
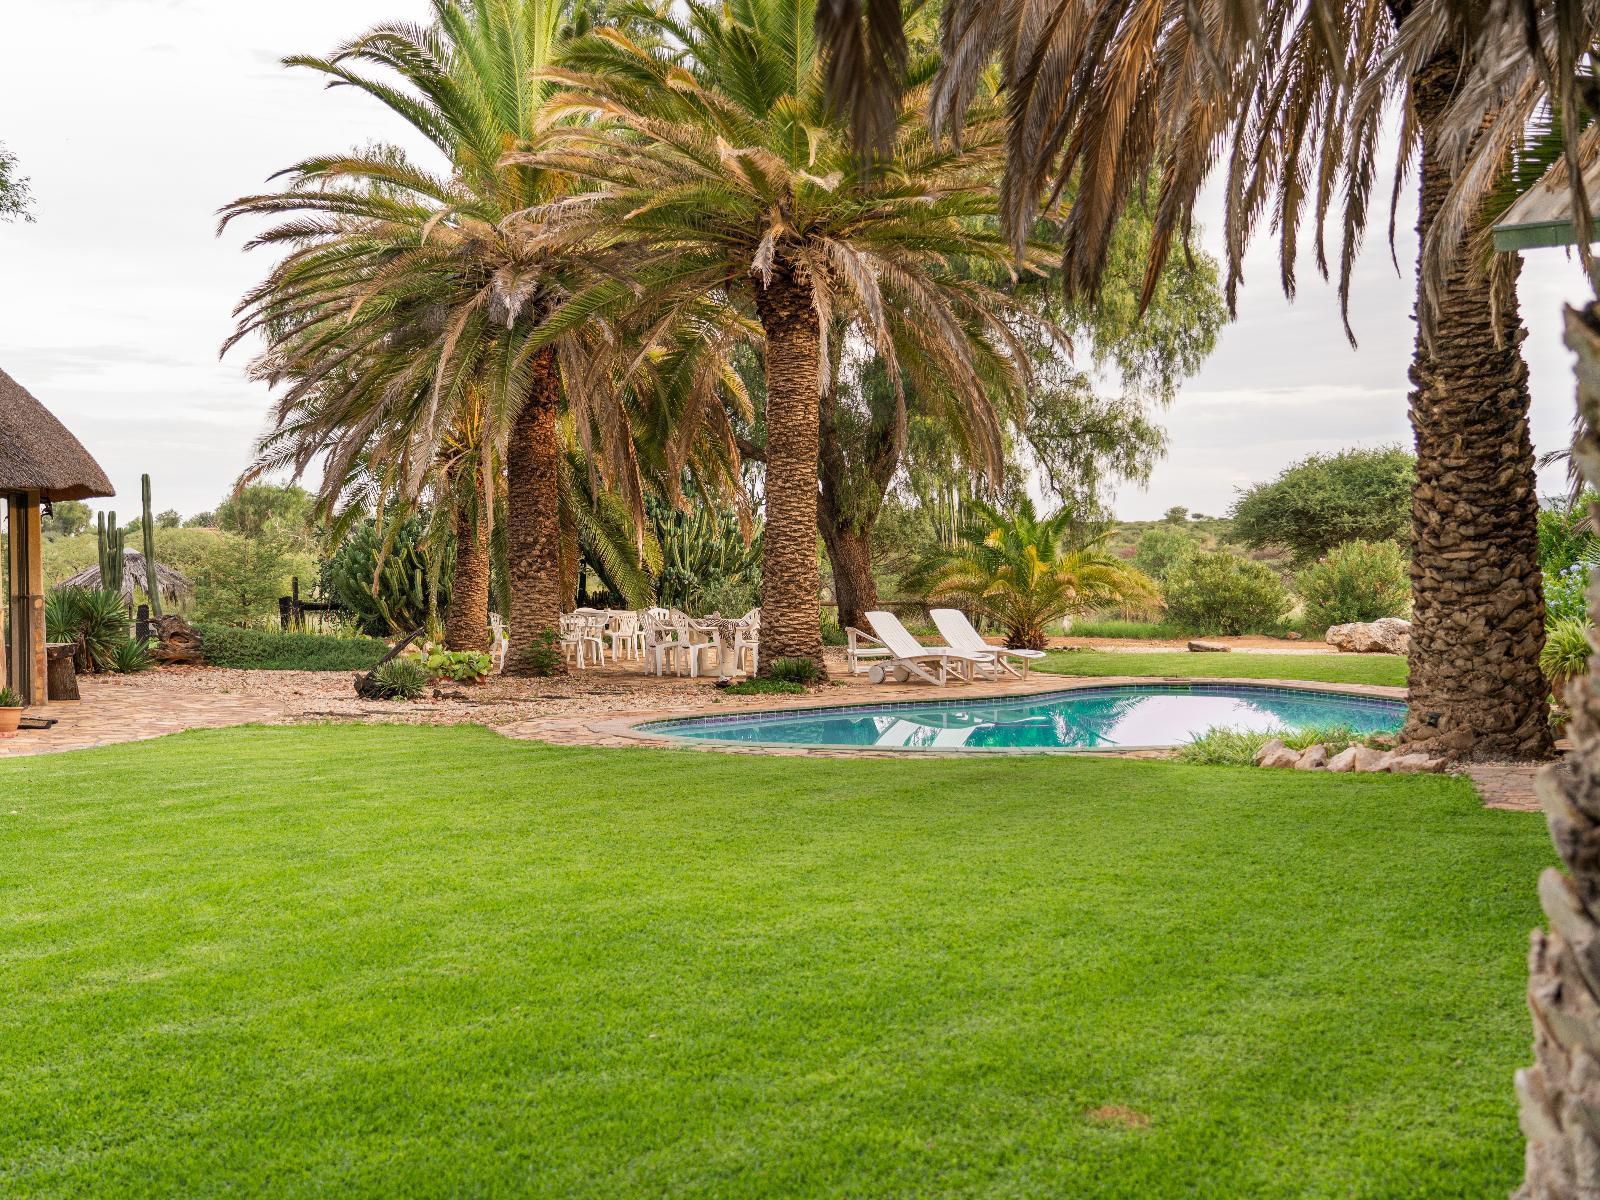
820,613,848,647
1230,445,1414,564
45,586,128,673
1295,540,1411,630
1538,492,1600,574
329,514,451,637
195,623,387,671
1161,552,1291,635
518,629,564,676
109,638,153,674
1130,525,1197,581
1542,617,1592,698
768,656,823,685
1546,563,1589,625
188,533,301,627
1177,724,1364,767
0,687,20,708
724,678,807,696
370,658,431,701
416,646,493,682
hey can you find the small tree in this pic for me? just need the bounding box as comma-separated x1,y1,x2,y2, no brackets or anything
188,533,294,627
1162,505,1189,524
1295,540,1410,630
1162,551,1291,636
1230,447,1414,565
1131,524,1197,581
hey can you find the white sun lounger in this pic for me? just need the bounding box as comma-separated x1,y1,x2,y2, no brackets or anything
930,608,1048,680
864,610,986,686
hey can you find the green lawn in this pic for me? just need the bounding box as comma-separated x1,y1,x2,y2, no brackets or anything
1,724,1543,1197
1041,649,1408,687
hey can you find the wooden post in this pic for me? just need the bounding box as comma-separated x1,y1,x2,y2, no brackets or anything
278,595,291,632
291,575,301,630
5,491,45,705
136,604,150,643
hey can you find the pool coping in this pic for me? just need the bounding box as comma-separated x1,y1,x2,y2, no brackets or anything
584,675,1409,759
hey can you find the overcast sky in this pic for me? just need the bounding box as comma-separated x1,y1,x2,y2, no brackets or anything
1,0,1595,523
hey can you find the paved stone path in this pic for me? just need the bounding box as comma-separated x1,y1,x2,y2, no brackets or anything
1,659,1545,812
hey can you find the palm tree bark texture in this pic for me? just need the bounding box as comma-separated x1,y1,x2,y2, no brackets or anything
817,382,899,637
1517,302,1600,1198
504,347,566,674
1398,43,1551,761
443,459,491,653
751,257,828,676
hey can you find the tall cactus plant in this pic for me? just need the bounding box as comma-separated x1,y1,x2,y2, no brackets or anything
96,511,124,595
140,474,162,618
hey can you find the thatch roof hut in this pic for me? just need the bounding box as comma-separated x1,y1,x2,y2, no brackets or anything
0,367,114,500
2,366,114,706
60,550,193,605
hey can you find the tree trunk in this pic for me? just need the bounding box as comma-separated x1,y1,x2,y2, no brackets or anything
752,259,827,676
443,459,491,653
503,348,565,675
1515,302,1600,1198
1398,48,1552,761
816,372,901,637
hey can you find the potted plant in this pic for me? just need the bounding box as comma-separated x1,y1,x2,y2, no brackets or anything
0,687,22,738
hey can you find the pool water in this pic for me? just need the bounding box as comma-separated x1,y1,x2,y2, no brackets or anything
638,683,1405,752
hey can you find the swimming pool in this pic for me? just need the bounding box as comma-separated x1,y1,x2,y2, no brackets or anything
636,683,1405,752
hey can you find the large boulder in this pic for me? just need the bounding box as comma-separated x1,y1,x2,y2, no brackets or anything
1326,617,1410,655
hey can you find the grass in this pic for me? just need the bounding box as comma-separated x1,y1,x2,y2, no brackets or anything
194,622,388,671
724,678,807,696
1067,618,1193,639
1040,649,1407,687
0,724,1547,1198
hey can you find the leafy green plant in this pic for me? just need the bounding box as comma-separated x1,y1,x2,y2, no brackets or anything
1131,525,1198,581
906,498,1161,650
768,657,823,686
1230,446,1414,565
1538,492,1600,575
0,687,20,708
45,586,128,673
724,678,807,696
417,646,494,682
518,630,563,677
370,658,431,701
1542,617,1592,699
1295,540,1411,630
1546,563,1589,625
194,623,387,671
329,515,451,637
1161,552,1291,636
1177,724,1366,767
109,638,154,674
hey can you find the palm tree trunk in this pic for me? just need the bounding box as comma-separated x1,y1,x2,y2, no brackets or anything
504,347,565,675
1515,302,1600,1198
752,259,827,676
443,460,491,653
1398,48,1552,761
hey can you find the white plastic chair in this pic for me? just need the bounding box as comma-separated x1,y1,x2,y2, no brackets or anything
845,625,891,675
864,611,985,686
929,608,1047,680
608,611,641,662
643,610,692,676
560,613,606,668
489,612,510,674
731,607,760,675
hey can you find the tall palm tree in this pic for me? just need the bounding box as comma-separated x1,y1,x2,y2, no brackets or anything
222,0,656,667
905,497,1159,649
519,0,1051,674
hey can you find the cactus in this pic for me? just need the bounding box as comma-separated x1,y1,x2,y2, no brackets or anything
97,511,125,595
329,515,452,636
140,474,162,618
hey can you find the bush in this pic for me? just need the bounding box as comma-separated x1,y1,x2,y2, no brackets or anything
109,638,153,674
415,645,493,682
370,658,431,701
1542,617,1592,698
518,629,564,677
1295,540,1411,630
329,514,450,637
1161,552,1291,635
45,586,128,673
724,678,807,696
1546,563,1589,625
768,656,823,685
1131,525,1197,581
1177,724,1365,767
1538,492,1600,574
1230,446,1414,564
195,623,388,671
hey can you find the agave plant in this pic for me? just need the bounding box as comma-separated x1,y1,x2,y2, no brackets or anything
907,498,1159,651
44,586,129,675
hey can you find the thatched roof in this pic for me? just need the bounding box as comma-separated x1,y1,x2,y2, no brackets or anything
0,366,114,500
59,550,193,604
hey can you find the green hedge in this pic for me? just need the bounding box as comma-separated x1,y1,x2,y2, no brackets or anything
195,623,388,672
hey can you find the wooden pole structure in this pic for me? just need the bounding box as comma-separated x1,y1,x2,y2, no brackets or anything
5,490,45,705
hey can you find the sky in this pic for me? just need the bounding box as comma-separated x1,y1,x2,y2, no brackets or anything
0,0,1595,524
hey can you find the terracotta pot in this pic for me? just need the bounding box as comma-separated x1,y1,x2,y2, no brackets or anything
0,707,20,738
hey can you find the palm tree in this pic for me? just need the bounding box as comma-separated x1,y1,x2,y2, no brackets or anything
906,497,1159,650
223,0,656,667
519,0,1050,675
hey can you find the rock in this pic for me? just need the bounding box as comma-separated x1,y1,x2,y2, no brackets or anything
1326,746,1359,773
1326,617,1410,655
1188,640,1230,653
1387,752,1444,774
1351,745,1390,773
1257,741,1302,769
1253,738,1286,766
1284,631,1304,641
1294,744,1329,770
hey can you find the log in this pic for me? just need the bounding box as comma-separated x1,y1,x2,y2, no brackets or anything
45,642,79,702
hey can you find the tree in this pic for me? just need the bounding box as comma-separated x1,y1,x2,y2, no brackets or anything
906,497,1158,650
187,533,296,627
914,0,1555,762
1162,506,1189,525
529,0,1048,675
155,510,181,530
184,512,218,529
0,142,32,223
216,484,311,542
41,500,91,541
1131,524,1197,582
1230,447,1415,566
